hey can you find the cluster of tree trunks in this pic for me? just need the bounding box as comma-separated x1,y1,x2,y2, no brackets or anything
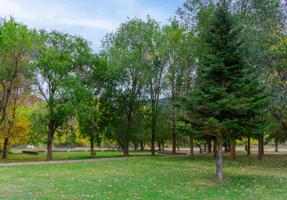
158,140,165,151
186,134,267,180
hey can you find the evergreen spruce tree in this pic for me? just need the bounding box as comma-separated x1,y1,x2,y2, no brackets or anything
185,4,267,181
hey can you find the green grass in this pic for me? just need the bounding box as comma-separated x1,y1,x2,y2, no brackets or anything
0,151,151,163
0,154,287,199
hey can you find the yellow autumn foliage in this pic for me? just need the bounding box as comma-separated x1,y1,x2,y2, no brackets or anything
0,117,29,146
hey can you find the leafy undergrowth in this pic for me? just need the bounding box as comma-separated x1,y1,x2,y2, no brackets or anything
0,154,287,199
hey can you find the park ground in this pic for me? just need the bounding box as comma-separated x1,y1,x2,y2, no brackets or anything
0,150,287,199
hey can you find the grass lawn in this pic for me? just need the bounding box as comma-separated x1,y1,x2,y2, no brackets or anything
0,151,151,163
0,154,287,199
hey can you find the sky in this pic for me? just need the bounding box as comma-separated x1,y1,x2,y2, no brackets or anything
0,0,185,51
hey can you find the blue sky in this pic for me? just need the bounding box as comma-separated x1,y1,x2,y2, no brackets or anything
0,0,185,51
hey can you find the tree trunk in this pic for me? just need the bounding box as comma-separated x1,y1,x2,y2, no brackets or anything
47,136,53,161
151,133,155,155
261,135,264,159
134,143,138,151
216,132,224,181
275,137,279,152
172,131,176,154
90,140,95,159
47,121,55,161
171,104,176,154
224,142,228,152
207,140,212,153
1,92,17,160
189,134,194,156
158,141,161,151
2,137,9,159
123,132,129,157
230,139,236,161
247,136,251,155
198,145,202,154
258,135,264,160
204,142,207,152
171,66,177,155
123,111,132,157
140,141,144,151
162,141,165,151
213,139,217,158
0,75,16,124
151,119,156,155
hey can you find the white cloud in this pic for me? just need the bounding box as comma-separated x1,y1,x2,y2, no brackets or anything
0,0,180,50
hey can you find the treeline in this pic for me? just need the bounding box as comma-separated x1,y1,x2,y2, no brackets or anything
0,0,286,180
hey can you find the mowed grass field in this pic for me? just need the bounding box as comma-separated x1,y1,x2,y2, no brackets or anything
0,153,287,199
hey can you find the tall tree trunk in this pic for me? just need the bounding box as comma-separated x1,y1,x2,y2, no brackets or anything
216,132,224,181
213,139,217,158
2,90,18,160
258,135,264,160
247,136,251,155
123,132,129,157
207,140,212,153
151,119,156,155
172,130,176,154
123,116,131,157
0,75,16,124
230,139,236,161
275,137,279,152
90,140,95,159
189,134,194,156
2,137,9,159
47,121,55,161
151,133,155,155
140,141,144,151
171,110,176,154
158,141,161,151
0,59,18,127
171,64,177,155
261,135,264,159
162,140,165,151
